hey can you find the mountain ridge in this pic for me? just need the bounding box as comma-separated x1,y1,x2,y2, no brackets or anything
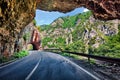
41,11,120,58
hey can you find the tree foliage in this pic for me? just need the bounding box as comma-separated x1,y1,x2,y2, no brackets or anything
41,11,120,58
94,27,120,58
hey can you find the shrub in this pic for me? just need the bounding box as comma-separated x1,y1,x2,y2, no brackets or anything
14,50,29,58
0,56,8,63
23,33,30,41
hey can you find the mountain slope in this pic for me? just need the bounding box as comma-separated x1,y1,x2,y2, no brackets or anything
41,11,120,58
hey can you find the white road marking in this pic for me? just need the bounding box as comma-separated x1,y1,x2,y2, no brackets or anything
25,56,42,80
63,57,101,80
0,56,29,69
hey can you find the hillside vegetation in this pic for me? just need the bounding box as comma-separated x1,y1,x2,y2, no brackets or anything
41,11,120,58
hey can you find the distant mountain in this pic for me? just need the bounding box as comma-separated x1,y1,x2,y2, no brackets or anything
41,11,120,58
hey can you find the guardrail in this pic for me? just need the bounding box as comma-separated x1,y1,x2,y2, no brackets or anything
44,49,120,64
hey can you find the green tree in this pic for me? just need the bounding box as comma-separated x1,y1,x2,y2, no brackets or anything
55,37,66,49
42,37,52,48
33,19,37,25
94,29,120,58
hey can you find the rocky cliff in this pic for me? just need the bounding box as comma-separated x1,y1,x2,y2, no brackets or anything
0,0,36,56
14,22,35,53
38,0,120,20
41,12,120,53
0,22,35,57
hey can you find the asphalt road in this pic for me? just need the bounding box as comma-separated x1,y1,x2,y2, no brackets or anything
0,51,100,80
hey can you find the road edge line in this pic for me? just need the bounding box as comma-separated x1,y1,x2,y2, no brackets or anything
63,57,101,80
0,52,32,69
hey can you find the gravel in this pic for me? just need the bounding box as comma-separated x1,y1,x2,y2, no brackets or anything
67,57,120,80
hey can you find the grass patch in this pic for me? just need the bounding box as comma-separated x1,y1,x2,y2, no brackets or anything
60,52,97,65
0,50,29,64
89,59,96,65
60,52,86,60
0,57,8,63
13,50,29,58
61,52,70,56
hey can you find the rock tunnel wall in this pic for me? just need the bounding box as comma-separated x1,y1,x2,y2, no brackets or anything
0,0,36,56
37,0,120,20
0,0,120,56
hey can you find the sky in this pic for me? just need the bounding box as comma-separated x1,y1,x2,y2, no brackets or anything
35,7,89,26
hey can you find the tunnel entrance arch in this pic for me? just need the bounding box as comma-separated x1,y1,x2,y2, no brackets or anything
27,44,33,50
29,28,42,50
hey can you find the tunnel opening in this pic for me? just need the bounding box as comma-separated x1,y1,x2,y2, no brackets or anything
34,7,90,50
27,44,33,50
35,7,89,25
29,28,42,50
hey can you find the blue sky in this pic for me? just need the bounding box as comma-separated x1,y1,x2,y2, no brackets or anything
35,7,89,25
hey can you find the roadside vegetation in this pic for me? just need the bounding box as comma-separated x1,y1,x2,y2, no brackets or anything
60,52,86,60
13,50,29,58
94,25,120,58
0,50,29,64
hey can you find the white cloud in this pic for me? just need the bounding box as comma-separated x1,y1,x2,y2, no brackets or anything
83,8,89,12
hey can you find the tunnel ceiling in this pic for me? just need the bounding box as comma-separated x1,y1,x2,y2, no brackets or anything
37,0,120,20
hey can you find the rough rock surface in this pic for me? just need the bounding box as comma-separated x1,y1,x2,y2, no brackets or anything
0,0,36,56
41,14,120,51
14,22,35,53
38,0,120,20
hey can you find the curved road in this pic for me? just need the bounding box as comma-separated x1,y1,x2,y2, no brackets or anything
0,51,100,80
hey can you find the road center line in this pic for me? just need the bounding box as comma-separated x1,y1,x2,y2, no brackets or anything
25,57,42,80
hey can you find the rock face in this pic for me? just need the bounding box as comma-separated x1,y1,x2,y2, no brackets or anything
83,17,119,51
41,12,120,52
0,0,36,56
37,0,120,20
14,22,35,53
0,22,35,57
